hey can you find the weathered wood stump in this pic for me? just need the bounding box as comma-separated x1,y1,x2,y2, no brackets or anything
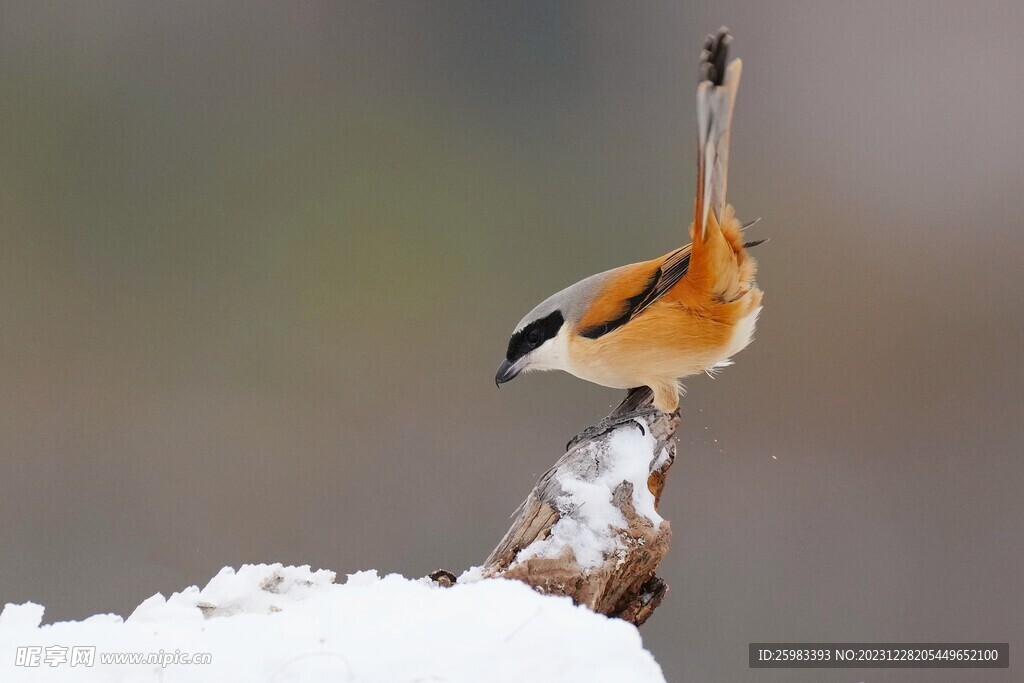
482,388,680,627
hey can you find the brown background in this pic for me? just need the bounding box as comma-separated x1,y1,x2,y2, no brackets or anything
1,2,1021,681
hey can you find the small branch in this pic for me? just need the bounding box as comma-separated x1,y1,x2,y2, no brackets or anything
483,388,679,627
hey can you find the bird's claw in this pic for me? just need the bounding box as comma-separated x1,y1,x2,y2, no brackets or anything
565,408,659,451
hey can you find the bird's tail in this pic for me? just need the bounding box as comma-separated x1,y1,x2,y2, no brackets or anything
693,27,742,243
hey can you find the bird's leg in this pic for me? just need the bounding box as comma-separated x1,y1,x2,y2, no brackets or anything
566,387,661,451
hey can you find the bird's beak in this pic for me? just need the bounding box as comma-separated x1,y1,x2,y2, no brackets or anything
495,358,522,386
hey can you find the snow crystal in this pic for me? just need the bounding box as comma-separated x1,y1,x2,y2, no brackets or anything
0,563,665,683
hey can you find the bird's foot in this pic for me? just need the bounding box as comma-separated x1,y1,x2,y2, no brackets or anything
566,407,661,452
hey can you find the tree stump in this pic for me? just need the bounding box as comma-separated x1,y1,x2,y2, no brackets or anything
482,388,680,627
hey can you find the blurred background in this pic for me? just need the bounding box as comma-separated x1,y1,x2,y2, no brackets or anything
1,1,1021,681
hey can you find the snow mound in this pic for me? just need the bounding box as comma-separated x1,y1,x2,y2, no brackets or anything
0,563,665,682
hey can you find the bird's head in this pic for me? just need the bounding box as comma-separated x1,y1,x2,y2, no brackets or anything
495,307,567,386
494,271,616,386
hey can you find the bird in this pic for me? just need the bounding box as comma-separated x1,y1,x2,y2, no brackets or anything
495,27,764,427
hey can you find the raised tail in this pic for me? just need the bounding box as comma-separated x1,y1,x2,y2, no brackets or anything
694,27,742,242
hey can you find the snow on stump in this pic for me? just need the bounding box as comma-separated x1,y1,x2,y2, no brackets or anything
483,388,679,627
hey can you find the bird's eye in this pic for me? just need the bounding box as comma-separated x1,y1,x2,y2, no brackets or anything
525,328,542,348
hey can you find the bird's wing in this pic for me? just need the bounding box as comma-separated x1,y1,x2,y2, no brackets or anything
616,245,693,326
577,246,691,339
577,226,762,340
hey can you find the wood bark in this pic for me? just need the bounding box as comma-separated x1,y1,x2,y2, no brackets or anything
481,388,679,627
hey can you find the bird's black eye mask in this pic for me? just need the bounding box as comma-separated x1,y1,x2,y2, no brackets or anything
506,311,564,363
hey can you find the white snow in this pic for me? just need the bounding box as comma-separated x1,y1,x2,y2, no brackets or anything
0,563,665,682
516,419,667,570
